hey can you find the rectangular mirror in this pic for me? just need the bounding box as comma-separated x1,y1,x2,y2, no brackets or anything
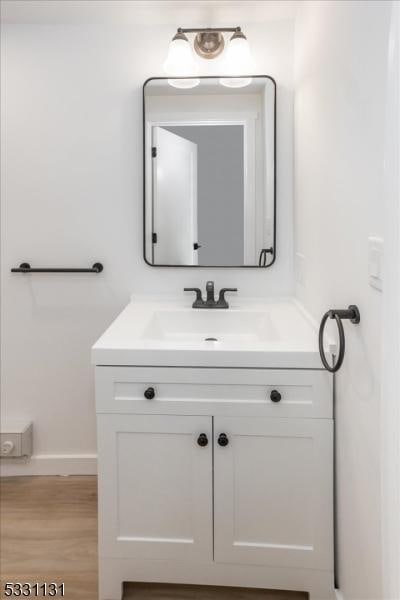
143,76,276,267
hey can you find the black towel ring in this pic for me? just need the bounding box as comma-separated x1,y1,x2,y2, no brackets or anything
318,305,361,372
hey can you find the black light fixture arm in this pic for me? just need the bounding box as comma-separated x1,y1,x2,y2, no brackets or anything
318,305,360,373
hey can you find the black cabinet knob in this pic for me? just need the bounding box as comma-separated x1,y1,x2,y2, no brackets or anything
197,433,208,447
270,389,282,403
144,387,155,400
218,433,229,447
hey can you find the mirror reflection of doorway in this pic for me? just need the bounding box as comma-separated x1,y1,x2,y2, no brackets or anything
164,125,244,266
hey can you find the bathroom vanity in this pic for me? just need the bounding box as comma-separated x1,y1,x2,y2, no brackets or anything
92,73,335,600
92,298,335,600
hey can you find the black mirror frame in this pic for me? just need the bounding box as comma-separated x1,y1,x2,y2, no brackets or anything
142,75,276,268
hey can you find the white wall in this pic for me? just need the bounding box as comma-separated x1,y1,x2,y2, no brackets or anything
381,3,400,599
294,1,391,599
0,5,294,473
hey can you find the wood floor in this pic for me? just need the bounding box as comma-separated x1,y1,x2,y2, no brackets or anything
0,476,307,600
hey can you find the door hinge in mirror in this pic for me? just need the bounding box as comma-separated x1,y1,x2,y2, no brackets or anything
152,147,157,158
152,232,158,244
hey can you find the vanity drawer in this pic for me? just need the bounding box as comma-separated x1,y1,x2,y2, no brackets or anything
95,367,332,418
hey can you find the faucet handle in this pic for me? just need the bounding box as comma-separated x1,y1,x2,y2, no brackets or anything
217,288,238,308
219,287,238,297
184,287,204,305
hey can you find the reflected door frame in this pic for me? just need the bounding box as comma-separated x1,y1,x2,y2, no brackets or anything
145,112,258,265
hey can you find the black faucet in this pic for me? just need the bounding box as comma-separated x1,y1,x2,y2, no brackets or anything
184,281,238,309
206,281,216,304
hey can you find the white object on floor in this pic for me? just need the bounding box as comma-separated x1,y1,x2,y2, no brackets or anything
0,421,33,458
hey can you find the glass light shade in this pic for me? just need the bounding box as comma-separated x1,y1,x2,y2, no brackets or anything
221,35,255,75
163,38,198,77
219,77,253,88
168,78,200,89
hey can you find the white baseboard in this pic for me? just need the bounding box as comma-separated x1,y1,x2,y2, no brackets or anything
335,589,345,600
0,454,97,476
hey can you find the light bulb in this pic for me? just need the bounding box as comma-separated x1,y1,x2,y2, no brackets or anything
168,78,200,89
219,77,253,88
221,31,255,76
163,32,198,77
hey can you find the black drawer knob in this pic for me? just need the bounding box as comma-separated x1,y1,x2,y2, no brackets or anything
218,433,229,447
197,433,208,447
270,389,282,403
144,387,155,400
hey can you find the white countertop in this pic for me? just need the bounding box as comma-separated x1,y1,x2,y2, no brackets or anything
92,296,331,369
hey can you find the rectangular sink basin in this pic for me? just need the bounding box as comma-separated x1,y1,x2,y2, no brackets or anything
91,298,324,369
141,310,279,344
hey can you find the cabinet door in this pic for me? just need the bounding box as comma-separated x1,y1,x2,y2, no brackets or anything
214,417,333,570
97,414,212,561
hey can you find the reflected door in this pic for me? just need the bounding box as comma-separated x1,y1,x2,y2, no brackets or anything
152,127,198,265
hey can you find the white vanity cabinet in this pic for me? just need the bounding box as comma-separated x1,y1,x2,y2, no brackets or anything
97,413,213,562
95,366,335,600
213,416,333,571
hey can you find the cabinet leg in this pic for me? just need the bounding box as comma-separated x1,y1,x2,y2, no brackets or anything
308,585,336,600
99,569,123,600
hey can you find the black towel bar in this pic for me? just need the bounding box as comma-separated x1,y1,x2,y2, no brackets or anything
11,262,103,273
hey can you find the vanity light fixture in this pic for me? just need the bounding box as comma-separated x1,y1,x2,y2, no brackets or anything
163,27,255,88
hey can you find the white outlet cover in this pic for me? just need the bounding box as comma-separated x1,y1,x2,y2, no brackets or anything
368,236,383,291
